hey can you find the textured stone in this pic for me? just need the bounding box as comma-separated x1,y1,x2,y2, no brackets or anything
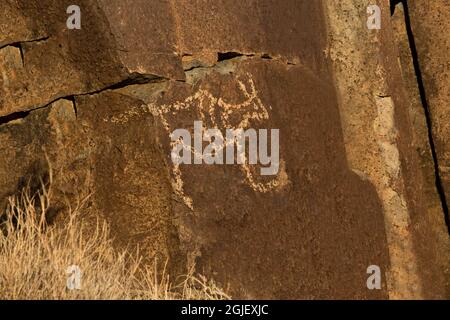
407,0,450,222
0,0,128,117
323,0,449,299
391,2,450,297
0,0,448,299
117,57,390,299
0,1,48,48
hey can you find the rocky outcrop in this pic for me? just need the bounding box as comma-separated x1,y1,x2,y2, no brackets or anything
0,0,448,299
406,0,450,232
324,0,450,299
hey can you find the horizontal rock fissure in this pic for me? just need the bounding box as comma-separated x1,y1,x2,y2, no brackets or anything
217,51,296,65
183,52,296,74
0,110,31,126
0,73,169,121
104,73,168,90
0,51,300,124
397,0,450,234
182,55,245,73
217,51,247,62
0,36,50,51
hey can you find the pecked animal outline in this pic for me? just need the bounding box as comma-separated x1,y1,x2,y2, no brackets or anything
147,73,288,210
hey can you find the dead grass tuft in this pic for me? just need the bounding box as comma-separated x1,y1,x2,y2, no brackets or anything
0,177,229,300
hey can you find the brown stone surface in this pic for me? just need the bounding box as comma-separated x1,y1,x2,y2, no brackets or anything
407,0,450,224
0,0,128,117
0,1,48,48
124,58,390,299
391,2,450,297
323,0,449,299
0,0,448,299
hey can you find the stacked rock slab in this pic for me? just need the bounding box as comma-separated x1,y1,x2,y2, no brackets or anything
0,0,448,299
323,0,449,299
406,1,450,234
391,1,450,298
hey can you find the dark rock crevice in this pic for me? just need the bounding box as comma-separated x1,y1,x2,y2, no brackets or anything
2,37,50,68
0,73,168,124
183,52,297,75
217,51,246,62
392,0,450,234
0,110,31,126
0,36,49,51
67,96,78,119
217,51,296,65
100,73,168,91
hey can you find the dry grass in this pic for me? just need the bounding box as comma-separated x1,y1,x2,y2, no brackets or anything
0,178,229,300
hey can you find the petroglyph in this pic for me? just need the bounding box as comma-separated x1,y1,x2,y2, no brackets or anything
148,74,288,210
102,74,287,210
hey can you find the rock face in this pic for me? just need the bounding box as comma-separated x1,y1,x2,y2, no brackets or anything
0,0,448,299
406,0,450,228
